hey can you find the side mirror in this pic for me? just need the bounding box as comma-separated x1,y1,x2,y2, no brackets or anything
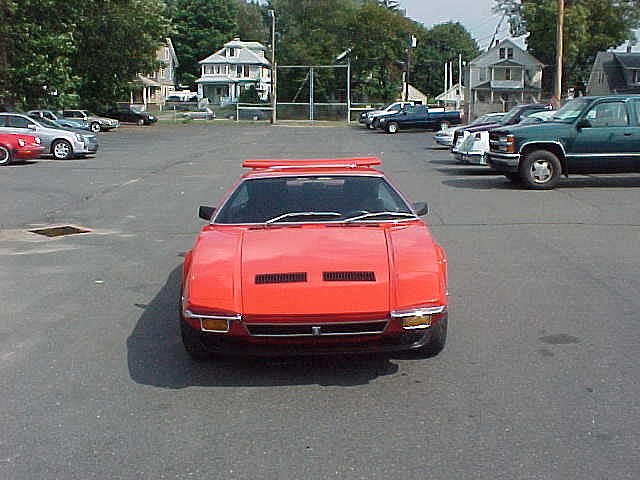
412,202,429,216
198,205,216,221
576,118,591,129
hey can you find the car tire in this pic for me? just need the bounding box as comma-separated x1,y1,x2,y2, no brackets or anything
180,319,211,361
0,145,12,166
367,123,374,130
386,122,399,134
504,173,521,183
90,122,101,133
52,139,73,160
136,118,145,126
520,150,561,190
416,316,448,357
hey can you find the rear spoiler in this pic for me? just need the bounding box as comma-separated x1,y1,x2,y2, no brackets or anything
242,157,382,170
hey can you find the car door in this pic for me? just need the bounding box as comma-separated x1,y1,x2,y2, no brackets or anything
569,100,635,173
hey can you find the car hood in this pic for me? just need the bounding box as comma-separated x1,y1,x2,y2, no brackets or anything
186,224,446,316
462,122,502,133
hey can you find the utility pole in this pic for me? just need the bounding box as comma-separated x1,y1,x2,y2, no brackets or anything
269,10,276,124
554,0,564,102
405,35,416,102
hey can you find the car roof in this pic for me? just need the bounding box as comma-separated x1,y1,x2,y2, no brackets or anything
240,158,385,179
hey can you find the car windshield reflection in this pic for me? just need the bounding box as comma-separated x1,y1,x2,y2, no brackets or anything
214,175,415,224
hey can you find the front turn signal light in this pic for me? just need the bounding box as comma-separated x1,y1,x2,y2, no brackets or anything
201,318,230,332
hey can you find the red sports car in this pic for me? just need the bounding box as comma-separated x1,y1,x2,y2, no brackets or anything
0,133,44,166
180,158,448,359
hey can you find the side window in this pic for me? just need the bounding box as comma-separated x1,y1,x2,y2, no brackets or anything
585,102,628,127
8,116,32,128
631,100,640,125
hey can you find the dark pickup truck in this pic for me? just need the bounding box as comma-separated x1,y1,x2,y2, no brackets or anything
487,95,640,189
377,105,462,133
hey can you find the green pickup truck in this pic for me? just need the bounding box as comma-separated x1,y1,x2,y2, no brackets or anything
486,95,640,189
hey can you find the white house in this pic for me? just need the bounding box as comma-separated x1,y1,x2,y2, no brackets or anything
435,83,464,108
465,39,543,119
196,38,271,104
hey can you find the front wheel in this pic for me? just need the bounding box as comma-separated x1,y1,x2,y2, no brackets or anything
136,118,145,126
413,316,448,358
520,150,562,190
180,320,211,361
0,145,13,165
90,122,101,133
385,122,399,134
52,140,73,160
366,123,374,130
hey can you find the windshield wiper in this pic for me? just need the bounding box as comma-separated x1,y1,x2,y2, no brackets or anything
265,211,342,224
344,211,417,223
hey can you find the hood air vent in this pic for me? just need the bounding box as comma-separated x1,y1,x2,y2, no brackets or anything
323,271,376,282
255,272,307,284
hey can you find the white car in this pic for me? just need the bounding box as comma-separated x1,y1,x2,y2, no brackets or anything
434,112,505,147
457,110,556,165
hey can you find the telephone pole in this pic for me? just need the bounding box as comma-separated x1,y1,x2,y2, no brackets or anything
554,0,564,101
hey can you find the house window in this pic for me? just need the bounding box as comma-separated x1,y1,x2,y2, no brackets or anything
228,48,235,57
505,68,512,81
499,48,505,59
244,65,250,77
215,65,221,74
507,48,514,59
237,65,243,77
479,68,486,82
633,70,640,84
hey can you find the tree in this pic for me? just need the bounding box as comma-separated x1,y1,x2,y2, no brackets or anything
73,0,170,110
234,0,269,44
168,0,239,86
412,22,479,98
495,0,640,92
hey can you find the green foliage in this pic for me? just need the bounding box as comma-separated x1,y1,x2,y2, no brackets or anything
73,0,171,110
234,0,269,44
495,0,640,91
412,23,480,98
168,0,239,86
238,84,261,103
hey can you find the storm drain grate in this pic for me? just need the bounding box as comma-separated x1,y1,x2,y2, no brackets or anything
28,225,92,238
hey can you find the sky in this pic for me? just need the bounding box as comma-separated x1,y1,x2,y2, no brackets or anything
397,0,512,50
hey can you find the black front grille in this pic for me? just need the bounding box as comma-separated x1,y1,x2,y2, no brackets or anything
255,272,307,284
323,271,376,282
246,320,388,337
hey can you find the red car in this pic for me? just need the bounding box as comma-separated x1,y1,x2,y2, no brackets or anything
180,158,448,359
0,133,44,166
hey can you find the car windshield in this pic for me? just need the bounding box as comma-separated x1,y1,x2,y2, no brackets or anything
130,106,143,113
33,116,63,128
215,175,415,224
499,107,522,125
550,98,592,123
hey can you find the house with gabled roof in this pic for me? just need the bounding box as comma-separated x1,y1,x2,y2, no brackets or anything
130,38,179,109
465,39,544,119
587,50,640,96
196,38,272,104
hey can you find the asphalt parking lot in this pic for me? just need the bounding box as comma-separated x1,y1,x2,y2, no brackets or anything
1,123,639,479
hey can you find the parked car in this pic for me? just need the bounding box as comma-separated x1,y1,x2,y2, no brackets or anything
102,106,157,126
0,133,45,166
452,104,552,164
182,107,215,120
451,104,552,157
225,110,267,121
517,110,556,125
62,110,119,133
359,101,416,129
434,112,505,147
180,157,448,359
487,95,640,189
0,113,98,160
376,105,463,133
27,110,90,131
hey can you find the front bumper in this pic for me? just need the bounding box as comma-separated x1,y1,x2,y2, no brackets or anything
434,135,453,147
181,314,447,356
15,146,46,159
72,138,99,155
486,152,521,172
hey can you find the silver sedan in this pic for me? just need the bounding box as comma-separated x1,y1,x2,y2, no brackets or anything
0,113,98,160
